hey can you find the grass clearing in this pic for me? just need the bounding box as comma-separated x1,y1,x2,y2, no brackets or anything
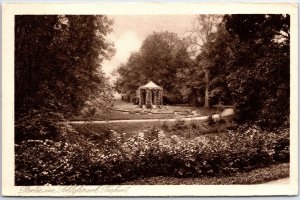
72,110,179,121
72,100,219,121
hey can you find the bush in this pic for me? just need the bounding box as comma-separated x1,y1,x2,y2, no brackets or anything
15,109,73,142
207,115,215,126
173,119,188,130
15,124,290,185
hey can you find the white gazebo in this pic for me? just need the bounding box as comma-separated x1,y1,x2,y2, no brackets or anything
138,81,163,109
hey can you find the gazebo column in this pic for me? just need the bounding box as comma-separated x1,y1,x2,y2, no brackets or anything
138,89,142,108
153,90,157,105
139,96,142,108
159,89,163,108
145,89,152,109
149,90,153,106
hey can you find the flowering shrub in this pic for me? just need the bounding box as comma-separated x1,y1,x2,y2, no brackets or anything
15,124,289,185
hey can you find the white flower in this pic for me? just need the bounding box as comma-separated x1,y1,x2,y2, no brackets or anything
138,132,144,138
158,132,166,139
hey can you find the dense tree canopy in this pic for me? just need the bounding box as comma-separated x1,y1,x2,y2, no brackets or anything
199,14,290,127
224,14,290,127
115,31,193,104
15,15,114,139
15,15,114,116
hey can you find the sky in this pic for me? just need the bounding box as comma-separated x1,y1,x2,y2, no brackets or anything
101,15,196,77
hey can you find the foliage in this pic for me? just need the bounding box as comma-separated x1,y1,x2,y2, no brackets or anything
189,14,290,128
80,79,114,120
15,15,114,139
188,15,223,107
15,123,289,185
225,14,290,44
15,109,72,142
189,15,223,54
114,31,193,104
223,14,290,127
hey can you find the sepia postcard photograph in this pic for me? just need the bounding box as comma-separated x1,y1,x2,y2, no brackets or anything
1,2,298,197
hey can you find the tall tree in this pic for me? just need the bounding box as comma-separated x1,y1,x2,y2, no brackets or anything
114,52,145,101
196,22,235,106
15,15,114,139
115,31,193,104
189,15,223,107
15,15,114,116
15,15,58,115
188,14,290,127
223,14,290,127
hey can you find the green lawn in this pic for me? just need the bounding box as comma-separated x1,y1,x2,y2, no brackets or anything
71,100,219,121
122,163,290,185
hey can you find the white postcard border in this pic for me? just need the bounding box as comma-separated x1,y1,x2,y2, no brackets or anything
2,2,298,196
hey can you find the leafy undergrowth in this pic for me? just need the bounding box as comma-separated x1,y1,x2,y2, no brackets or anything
15,121,289,185
71,119,231,137
122,162,290,185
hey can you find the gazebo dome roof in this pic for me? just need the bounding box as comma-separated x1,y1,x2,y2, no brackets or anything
140,81,162,89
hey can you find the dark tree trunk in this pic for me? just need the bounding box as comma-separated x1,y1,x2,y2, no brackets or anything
204,70,209,107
